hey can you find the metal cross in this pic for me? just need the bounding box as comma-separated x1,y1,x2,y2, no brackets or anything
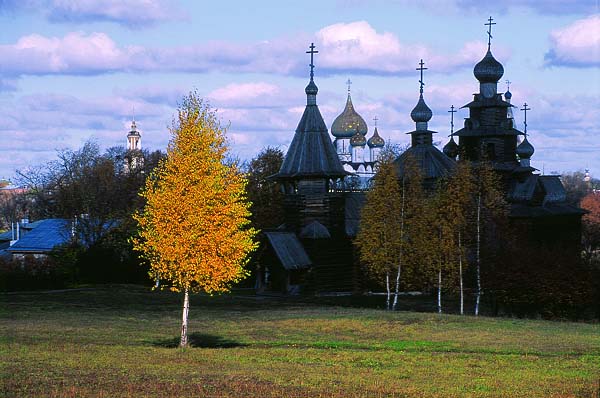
485,16,496,49
521,102,531,136
306,42,318,79
346,78,352,93
373,116,378,127
416,59,427,93
448,105,457,134
505,79,511,92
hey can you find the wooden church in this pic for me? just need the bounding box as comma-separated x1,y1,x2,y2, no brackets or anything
256,20,584,294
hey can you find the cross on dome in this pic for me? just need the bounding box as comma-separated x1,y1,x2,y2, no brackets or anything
306,42,318,80
506,79,511,91
416,59,428,93
373,116,378,127
485,16,496,49
521,102,531,135
346,78,352,94
448,105,457,134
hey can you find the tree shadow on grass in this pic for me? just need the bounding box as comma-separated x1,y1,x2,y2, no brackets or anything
152,333,247,349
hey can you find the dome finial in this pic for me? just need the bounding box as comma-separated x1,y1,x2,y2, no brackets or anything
131,106,137,131
516,102,534,164
448,105,457,134
346,78,352,95
411,59,432,127
417,59,427,94
443,105,459,158
304,43,319,102
306,42,318,81
521,102,531,136
373,115,378,128
485,16,496,50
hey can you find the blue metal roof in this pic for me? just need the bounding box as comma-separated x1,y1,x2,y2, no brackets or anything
7,219,71,253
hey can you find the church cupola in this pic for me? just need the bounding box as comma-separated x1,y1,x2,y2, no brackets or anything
409,59,434,146
453,17,522,171
276,43,346,191
394,59,455,182
443,137,459,159
443,105,459,159
516,102,535,167
504,80,514,121
474,17,504,98
367,127,385,148
127,119,141,151
124,117,143,173
332,79,368,163
367,116,385,162
331,79,368,139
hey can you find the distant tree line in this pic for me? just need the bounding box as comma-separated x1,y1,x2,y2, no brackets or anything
0,140,165,288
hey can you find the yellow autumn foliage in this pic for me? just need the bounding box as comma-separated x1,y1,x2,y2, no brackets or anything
133,93,258,294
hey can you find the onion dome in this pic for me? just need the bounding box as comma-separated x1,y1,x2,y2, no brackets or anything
516,136,534,159
504,89,512,100
305,79,318,96
443,136,459,158
350,129,366,147
474,50,504,83
410,94,433,123
331,94,368,138
367,127,385,148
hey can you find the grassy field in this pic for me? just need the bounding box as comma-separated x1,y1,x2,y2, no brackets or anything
1,285,599,397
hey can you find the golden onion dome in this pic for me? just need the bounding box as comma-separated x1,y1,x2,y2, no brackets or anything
331,94,368,138
367,127,385,148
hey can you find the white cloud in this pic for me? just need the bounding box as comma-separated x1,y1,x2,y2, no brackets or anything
0,0,182,27
545,14,600,67
316,21,503,76
0,22,501,78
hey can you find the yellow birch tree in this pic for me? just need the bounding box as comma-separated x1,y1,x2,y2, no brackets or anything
133,93,258,347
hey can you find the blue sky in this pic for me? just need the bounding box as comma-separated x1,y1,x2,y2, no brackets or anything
0,0,598,180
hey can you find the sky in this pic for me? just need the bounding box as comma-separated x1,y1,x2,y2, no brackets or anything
0,0,598,180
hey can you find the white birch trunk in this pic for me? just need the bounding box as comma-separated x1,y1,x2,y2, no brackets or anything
437,269,442,314
392,178,406,312
458,231,464,315
392,264,401,311
475,193,482,316
180,289,190,347
386,272,391,311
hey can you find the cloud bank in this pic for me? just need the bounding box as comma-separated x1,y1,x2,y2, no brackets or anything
545,14,600,68
0,0,181,27
0,22,496,78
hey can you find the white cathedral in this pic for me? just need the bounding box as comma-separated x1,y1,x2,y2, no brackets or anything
331,84,385,189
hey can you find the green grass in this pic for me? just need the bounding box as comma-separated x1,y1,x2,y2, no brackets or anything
1,285,599,397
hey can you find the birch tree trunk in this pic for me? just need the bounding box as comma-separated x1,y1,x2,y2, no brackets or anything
475,193,482,316
458,231,464,315
437,269,442,314
386,272,391,311
392,178,406,312
180,289,190,347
